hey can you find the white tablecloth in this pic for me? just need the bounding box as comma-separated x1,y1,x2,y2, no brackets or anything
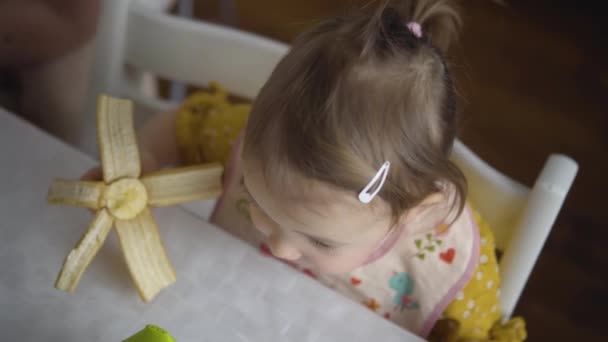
0,108,423,342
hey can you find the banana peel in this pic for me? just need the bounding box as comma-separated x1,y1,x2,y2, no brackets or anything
48,95,223,302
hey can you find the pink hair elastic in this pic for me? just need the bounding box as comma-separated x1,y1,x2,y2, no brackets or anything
406,22,422,38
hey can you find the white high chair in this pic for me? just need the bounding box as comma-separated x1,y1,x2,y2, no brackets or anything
451,142,577,319
80,0,286,155
84,0,578,323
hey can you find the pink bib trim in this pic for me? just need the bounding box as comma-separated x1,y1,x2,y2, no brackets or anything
362,224,405,265
419,206,480,337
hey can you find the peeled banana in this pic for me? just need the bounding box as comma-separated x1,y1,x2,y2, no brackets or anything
102,178,148,220
47,94,223,302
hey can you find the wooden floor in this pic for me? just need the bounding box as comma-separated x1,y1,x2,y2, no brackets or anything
193,1,607,340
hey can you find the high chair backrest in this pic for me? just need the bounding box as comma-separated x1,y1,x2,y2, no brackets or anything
81,0,287,155
451,141,578,319
84,0,578,323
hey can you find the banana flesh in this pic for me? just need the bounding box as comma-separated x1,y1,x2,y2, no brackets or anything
102,178,148,220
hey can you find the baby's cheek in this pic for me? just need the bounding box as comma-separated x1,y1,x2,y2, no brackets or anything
311,248,370,274
315,256,359,274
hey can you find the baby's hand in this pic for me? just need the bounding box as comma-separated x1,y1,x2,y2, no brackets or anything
81,166,103,182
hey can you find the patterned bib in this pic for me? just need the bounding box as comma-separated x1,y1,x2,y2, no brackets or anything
210,136,480,338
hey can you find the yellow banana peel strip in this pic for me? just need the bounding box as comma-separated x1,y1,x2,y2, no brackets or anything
115,208,176,302
142,163,223,207
48,180,104,209
97,95,141,183
49,93,224,302
55,209,114,292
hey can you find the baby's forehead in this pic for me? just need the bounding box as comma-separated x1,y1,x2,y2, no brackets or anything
278,177,357,209
242,157,389,229
280,181,389,228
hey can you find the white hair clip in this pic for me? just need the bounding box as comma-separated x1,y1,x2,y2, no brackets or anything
358,161,391,204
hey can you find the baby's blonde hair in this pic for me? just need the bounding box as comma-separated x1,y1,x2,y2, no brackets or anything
244,0,466,220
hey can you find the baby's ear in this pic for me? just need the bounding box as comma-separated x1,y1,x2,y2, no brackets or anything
398,192,445,225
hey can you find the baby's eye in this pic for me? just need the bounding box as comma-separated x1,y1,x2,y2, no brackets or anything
308,237,334,250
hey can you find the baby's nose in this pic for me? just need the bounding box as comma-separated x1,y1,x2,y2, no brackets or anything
267,234,301,261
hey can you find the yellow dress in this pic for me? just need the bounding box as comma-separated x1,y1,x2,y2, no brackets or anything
439,208,527,342
175,84,526,342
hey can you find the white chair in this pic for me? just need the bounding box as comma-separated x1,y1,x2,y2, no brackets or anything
80,0,287,155
84,0,578,323
451,142,577,319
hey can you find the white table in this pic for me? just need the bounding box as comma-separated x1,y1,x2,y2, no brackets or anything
0,108,423,342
